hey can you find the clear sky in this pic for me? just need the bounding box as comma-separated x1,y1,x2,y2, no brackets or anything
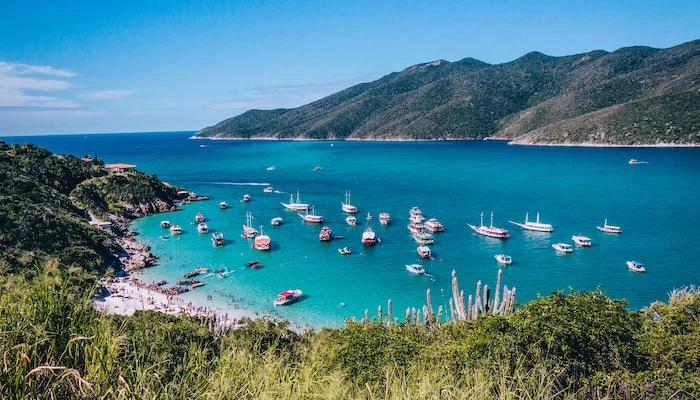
1,0,698,136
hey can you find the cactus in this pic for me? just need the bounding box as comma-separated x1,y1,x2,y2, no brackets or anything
426,288,434,317
483,285,490,314
364,309,369,323
387,299,392,325
449,298,456,322
378,305,382,324
405,307,411,323
493,269,502,314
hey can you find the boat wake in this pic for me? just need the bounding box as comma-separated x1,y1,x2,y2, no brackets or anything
211,182,271,186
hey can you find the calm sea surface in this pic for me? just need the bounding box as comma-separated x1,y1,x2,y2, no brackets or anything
5,131,700,329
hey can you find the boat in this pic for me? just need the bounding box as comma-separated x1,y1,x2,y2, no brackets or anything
241,211,260,238
424,218,444,233
253,226,271,251
341,190,358,214
274,289,303,306
626,260,646,272
495,254,512,265
240,193,251,202
319,226,333,241
628,159,648,165
299,206,324,223
245,260,263,269
552,243,573,253
409,207,423,217
270,217,283,226
211,232,225,246
508,212,553,232
412,232,434,245
405,264,426,275
379,212,391,225
468,212,510,239
338,247,352,255
362,213,378,245
572,235,592,247
195,213,205,222
313,166,322,171
409,214,425,223
267,166,276,171
160,220,170,228
197,222,209,234
190,282,205,289
281,191,310,211
183,268,207,278
169,225,182,235
345,215,358,226
596,218,622,234
407,223,424,234
219,201,228,209
417,245,432,259
264,187,274,193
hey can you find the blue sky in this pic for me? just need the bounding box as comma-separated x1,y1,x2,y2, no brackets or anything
1,0,698,136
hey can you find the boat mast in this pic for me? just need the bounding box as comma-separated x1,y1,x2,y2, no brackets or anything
480,212,484,227
296,191,300,204
490,212,494,228
525,212,529,223
246,211,253,227
536,212,540,223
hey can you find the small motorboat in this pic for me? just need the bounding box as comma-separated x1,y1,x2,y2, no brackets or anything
267,166,276,171
319,226,333,241
245,260,263,269
211,232,225,247
241,194,251,202
197,222,209,234
219,201,228,209
264,187,274,193
628,159,648,165
270,217,283,226
378,212,391,225
313,166,322,171
626,260,646,272
169,225,182,235
160,220,171,228
346,215,358,226
195,213,205,222
572,235,592,247
274,289,303,306
495,254,512,265
417,245,432,259
552,243,573,253
338,247,352,255
596,218,622,234
405,264,426,275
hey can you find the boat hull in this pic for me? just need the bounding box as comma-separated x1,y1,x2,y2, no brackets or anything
467,224,510,239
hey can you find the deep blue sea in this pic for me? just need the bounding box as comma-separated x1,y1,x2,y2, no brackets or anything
4,131,699,329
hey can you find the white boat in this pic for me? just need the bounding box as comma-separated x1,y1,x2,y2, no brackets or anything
626,260,646,272
405,264,426,275
409,207,423,217
596,218,622,234
424,218,444,233
169,225,182,235
240,193,251,202
572,235,592,247
270,217,282,226
242,211,260,238
160,220,170,228
379,212,391,225
338,247,351,255
508,212,553,232
341,190,358,214
299,206,324,223
253,226,271,251
267,166,276,171
195,212,205,222
219,201,228,209
362,213,378,245
495,254,512,265
409,214,425,223
263,187,274,193
197,222,209,234
552,243,573,253
412,232,434,245
211,232,225,247
468,212,510,239
319,226,333,241
274,289,302,306
345,215,358,226
281,191,310,211
407,223,424,234
417,245,432,259
628,159,648,165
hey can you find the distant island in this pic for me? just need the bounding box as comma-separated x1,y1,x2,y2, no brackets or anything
194,40,700,146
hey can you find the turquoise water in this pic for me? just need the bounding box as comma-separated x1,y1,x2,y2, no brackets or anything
6,132,700,329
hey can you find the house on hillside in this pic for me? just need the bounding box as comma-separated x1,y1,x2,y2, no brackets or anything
104,163,136,173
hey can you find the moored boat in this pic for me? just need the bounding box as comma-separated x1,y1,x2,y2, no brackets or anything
274,289,303,306
253,226,271,251
412,231,434,245
242,211,260,238
270,217,283,226
219,201,228,209
341,190,358,214
160,220,171,228
345,215,358,226
362,213,378,245
245,259,263,269
572,235,592,247
338,247,352,255
379,212,391,225
300,206,324,223
319,226,333,241
281,191,310,211
407,223,424,234
424,218,444,232
211,232,225,246
552,243,573,253
468,212,510,239
596,218,622,234
169,224,182,235
508,212,553,232
495,254,512,265
405,264,426,275
240,193,251,202
197,222,209,234
195,213,205,222
409,207,423,217
626,260,646,272
264,187,274,193
417,245,432,259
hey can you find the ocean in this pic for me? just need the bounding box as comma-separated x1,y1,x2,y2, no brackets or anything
4,131,699,329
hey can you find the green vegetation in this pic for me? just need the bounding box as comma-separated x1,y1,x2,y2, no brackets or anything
196,40,700,145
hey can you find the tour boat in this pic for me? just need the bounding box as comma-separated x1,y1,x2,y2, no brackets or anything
299,206,324,223
417,245,432,259
160,220,170,228
274,289,303,306
345,215,358,226
270,217,282,226
596,218,622,234
508,212,554,232
552,243,573,253
341,190,358,214
219,201,228,209
424,218,445,233
409,214,425,223
281,191,310,211
626,260,646,272
195,212,205,222
405,264,426,275
264,187,274,193
468,212,510,239
169,224,182,235
379,212,391,225
242,211,260,238
338,247,352,255
409,207,423,217
495,254,512,265
362,213,378,245
572,235,592,247
412,232,435,245
241,194,251,202
319,226,333,241
211,232,225,247
407,223,424,234
197,222,209,234
253,226,271,251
